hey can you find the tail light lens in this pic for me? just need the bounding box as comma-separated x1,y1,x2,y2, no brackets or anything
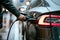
38,15,50,26
38,15,60,27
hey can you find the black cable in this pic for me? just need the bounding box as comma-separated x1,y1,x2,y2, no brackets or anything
7,19,18,40
6,16,29,40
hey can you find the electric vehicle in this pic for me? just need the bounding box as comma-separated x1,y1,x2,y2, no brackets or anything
7,0,60,40
27,0,60,40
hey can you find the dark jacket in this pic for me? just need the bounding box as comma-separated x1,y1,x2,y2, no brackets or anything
0,0,20,17
0,0,20,28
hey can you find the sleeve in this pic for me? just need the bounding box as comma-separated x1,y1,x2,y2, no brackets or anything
1,0,20,18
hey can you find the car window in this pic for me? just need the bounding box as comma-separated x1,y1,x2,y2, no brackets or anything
52,0,60,6
42,0,50,7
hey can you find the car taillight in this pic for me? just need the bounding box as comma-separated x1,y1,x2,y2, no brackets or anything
38,15,50,26
51,15,60,26
38,15,60,27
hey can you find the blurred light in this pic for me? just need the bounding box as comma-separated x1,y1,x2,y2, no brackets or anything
2,8,5,11
6,9,8,11
2,8,8,12
26,2,30,5
20,7,26,12
38,15,50,26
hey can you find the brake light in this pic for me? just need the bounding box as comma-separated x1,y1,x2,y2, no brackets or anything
38,15,60,26
51,15,60,26
38,15,50,26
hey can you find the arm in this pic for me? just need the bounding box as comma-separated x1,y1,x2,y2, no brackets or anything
1,0,20,18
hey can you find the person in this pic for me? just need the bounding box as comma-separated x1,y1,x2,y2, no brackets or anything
0,0,26,28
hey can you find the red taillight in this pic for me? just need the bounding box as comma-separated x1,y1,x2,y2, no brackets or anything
38,15,60,27
51,15,60,26
38,15,50,26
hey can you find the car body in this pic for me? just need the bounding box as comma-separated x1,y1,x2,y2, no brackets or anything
27,0,60,40
29,0,60,13
12,0,60,40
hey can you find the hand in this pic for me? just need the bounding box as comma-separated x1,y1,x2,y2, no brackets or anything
18,15,26,21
